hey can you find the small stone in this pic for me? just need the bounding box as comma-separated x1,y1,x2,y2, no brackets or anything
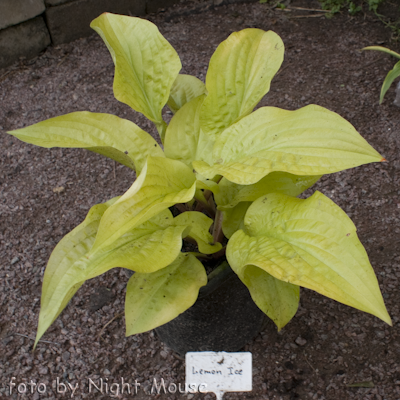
295,336,307,346
11,257,19,265
38,366,48,375
62,351,70,361
53,186,65,193
88,287,115,311
116,357,125,364
103,369,111,376
160,350,168,359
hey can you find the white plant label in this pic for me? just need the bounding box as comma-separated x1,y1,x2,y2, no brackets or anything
185,351,252,400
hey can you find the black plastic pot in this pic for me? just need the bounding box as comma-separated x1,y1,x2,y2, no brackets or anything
155,263,266,356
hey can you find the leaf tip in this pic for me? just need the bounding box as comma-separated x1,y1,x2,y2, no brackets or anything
33,336,39,351
379,308,392,326
380,157,388,162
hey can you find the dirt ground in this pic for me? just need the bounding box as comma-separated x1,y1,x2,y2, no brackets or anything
1,0,400,399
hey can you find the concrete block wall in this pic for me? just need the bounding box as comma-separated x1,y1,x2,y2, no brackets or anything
0,0,50,67
0,0,157,68
0,0,255,68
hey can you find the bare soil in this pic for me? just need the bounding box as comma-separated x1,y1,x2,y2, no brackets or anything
1,1,400,399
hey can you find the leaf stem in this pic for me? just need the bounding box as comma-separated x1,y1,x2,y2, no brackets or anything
194,195,216,218
175,203,190,214
203,189,212,201
212,209,224,244
211,175,223,184
211,246,226,259
155,121,167,144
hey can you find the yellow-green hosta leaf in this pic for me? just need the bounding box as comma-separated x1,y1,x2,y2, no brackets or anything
164,95,215,167
35,198,115,347
194,105,384,184
164,95,205,167
215,172,321,210
167,74,207,114
91,13,181,127
174,212,222,254
35,206,193,347
117,208,175,239
219,172,320,238
87,225,190,277
194,188,208,205
239,265,299,330
195,129,215,165
227,192,391,325
8,112,164,174
91,156,196,250
196,175,220,194
222,202,251,239
156,121,168,143
200,29,284,139
125,253,207,335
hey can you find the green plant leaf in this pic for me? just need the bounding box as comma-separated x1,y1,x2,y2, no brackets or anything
195,128,216,165
379,60,400,104
164,95,206,167
35,206,203,347
91,225,190,276
35,198,115,348
125,253,207,335
362,47,400,103
227,191,391,325
167,74,207,113
215,172,321,210
218,172,320,239
90,13,181,129
196,175,220,194
194,105,384,184
164,95,215,167
200,29,284,139
362,46,400,59
174,212,222,254
8,112,164,174
222,202,251,239
91,156,196,250
239,265,299,330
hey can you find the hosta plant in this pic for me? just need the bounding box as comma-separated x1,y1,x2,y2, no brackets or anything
8,13,391,348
